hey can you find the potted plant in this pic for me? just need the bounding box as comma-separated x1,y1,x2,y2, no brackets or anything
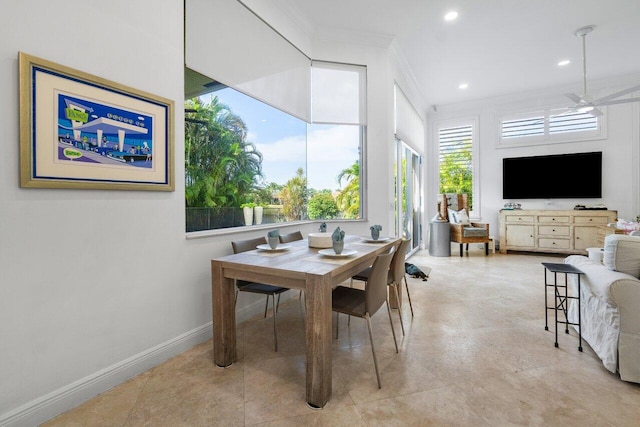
241,203,256,226
254,204,264,225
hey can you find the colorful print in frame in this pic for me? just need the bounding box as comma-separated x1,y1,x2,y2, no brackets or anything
19,52,174,190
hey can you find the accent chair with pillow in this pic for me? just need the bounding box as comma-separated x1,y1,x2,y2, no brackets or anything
438,193,490,257
564,234,640,383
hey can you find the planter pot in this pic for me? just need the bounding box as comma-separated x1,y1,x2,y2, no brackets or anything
254,206,264,225
243,207,253,226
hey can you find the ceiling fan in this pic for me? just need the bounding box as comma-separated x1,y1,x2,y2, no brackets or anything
563,25,640,117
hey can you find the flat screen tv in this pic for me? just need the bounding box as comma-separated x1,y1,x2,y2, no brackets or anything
502,151,602,199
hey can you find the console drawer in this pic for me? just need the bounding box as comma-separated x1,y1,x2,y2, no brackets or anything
505,215,534,223
539,225,570,236
574,216,610,224
539,238,570,249
538,216,570,223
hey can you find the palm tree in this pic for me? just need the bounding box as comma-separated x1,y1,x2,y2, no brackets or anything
279,168,307,221
336,162,360,219
184,97,263,208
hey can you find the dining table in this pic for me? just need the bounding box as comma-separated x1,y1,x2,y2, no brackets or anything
211,234,400,408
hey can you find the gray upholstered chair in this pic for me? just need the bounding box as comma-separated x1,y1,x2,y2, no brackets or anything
333,250,398,388
351,239,413,335
231,237,290,351
279,230,303,243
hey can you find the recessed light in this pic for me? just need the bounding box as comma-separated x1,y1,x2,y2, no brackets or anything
458,83,468,90
444,11,458,21
558,59,571,67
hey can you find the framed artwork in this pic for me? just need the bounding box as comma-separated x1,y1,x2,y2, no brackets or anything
19,52,174,191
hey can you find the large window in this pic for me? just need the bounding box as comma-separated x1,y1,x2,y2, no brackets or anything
438,120,477,213
184,67,364,232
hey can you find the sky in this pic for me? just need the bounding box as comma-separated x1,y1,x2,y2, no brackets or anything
206,88,359,191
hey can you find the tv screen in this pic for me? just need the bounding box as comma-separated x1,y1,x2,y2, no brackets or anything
502,152,602,199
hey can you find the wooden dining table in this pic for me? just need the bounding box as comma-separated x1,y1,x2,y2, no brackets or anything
211,234,400,408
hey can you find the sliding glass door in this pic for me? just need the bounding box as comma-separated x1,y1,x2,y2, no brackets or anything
395,139,423,254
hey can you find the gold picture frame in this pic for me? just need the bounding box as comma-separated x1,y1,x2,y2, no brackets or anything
19,52,174,191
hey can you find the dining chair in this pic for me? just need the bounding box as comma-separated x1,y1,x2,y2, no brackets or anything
332,250,397,388
278,230,306,308
231,236,290,351
351,239,413,336
279,230,303,243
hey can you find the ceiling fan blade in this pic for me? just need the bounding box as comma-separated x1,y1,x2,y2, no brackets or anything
597,97,640,106
565,93,582,104
595,85,640,104
590,108,603,117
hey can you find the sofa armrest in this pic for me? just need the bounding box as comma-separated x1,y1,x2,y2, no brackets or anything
610,280,640,335
610,279,640,382
564,255,640,302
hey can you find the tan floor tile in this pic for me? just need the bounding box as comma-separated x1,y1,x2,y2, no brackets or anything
357,385,490,426
42,371,150,427
43,251,640,426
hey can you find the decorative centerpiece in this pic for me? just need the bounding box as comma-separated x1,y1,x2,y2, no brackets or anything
308,231,333,248
370,224,382,240
267,229,280,249
332,226,345,254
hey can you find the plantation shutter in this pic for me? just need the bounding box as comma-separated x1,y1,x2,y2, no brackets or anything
439,125,472,170
502,111,597,139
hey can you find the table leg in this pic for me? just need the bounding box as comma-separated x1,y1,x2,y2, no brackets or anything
564,273,569,334
554,272,559,348
211,260,237,367
544,268,549,330
305,274,332,408
577,275,583,352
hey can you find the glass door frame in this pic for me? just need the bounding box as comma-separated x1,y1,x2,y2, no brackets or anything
395,138,423,256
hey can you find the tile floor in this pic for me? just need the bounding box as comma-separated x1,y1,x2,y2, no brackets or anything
43,250,640,426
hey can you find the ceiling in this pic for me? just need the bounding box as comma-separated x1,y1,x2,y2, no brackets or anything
273,0,640,108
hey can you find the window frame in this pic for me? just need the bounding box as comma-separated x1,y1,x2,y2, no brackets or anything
497,105,607,148
184,63,368,236
436,116,481,218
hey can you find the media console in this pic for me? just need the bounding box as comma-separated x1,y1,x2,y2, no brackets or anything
499,209,618,255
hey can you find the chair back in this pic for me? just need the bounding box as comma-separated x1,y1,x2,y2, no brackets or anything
438,193,470,222
279,231,303,243
365,251,394,316
232,236,267,254
390,239,410,284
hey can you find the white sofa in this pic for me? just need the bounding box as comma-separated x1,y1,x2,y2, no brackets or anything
564,234,640,383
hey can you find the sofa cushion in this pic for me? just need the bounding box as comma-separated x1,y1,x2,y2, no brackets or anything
603,234,640,278
463,227,488,237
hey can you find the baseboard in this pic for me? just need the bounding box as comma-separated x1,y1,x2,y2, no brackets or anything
0,323,213,427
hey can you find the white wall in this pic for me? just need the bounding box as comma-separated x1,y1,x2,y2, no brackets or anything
0,1,414,424
426,78,640,242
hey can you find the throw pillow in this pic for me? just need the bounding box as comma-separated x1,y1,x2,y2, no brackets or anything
603,234,640,278
448,209,458,223
455,209,470,225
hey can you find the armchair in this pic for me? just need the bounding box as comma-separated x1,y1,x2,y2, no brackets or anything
438,193,490,257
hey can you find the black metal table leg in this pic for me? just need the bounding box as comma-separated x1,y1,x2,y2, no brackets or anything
544,268,549,331
578,274,583,352
542,262,585,352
